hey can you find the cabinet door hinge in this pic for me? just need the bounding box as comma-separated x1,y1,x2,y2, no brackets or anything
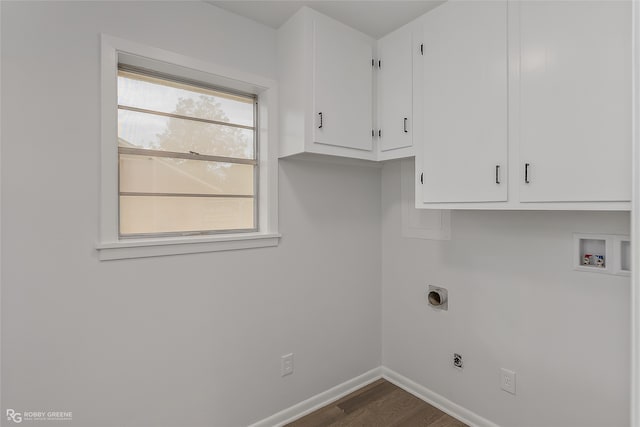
420,43,424,55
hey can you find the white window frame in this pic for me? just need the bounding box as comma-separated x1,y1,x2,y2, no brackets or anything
97,34,279,260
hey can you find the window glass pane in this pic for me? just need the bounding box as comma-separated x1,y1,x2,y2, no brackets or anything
118,109,254,159
118,70,254,127
120,196,254,235
119,154,254,196
116,67,258,237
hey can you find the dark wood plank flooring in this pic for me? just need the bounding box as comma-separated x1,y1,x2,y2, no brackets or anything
286,379,467,427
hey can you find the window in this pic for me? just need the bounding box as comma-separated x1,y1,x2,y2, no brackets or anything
98,35,279,260
117,67,258,237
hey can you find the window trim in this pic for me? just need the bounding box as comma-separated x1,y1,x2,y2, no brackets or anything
98,34,279,260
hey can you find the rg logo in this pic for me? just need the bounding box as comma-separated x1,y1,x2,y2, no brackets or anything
6,409,22,423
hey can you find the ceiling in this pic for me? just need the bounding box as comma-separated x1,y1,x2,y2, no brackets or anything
206,1,444,39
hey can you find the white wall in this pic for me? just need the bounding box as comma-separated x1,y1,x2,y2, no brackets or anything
382,160,630,427
0,2,381,426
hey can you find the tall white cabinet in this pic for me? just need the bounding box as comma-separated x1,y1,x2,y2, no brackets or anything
517,0,631,203
419,1,508,203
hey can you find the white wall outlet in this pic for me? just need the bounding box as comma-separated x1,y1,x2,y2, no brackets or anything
500,368,516,394
281,353,294,377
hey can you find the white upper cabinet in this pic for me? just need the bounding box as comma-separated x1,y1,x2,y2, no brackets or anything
377,24,414,159
518,0,631,203
277,3,631,210
419,1,508,203
313,16,373,152
415,0,631,210
278,7,375,161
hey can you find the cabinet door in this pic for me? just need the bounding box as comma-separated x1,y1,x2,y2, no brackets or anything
420,1,508,203
313,16,373,152
378,25,413,152
519,1,631,202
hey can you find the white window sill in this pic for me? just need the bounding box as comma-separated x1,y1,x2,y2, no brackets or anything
96,232,281,261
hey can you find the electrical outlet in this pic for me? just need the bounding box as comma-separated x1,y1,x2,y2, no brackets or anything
281,353,294,377
500,368,516,394
453,353,463,369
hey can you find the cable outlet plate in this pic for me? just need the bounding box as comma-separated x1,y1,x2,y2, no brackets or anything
500,368,516,394
281,353,294,377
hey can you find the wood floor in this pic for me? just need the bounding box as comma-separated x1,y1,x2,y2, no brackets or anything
286,379,467,427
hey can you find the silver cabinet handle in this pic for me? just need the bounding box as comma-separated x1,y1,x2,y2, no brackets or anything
495,165,501,184
318,112,323,129
403,118,408,133
525,163,531,183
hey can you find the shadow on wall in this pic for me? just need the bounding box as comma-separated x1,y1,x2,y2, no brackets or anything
278,157,382,232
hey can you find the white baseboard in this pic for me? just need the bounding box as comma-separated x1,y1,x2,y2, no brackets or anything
248,366,499,427
247,367,383,427
381,367,500,427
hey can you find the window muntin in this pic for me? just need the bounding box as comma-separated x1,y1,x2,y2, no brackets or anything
117,67,258,237
118,109,254,159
